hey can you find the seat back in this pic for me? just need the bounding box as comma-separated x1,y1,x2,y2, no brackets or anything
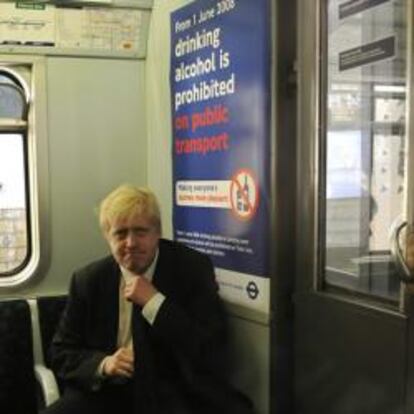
37,296,67,371
0,299,37,414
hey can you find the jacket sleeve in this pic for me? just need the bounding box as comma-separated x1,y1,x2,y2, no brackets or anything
50,272,108,391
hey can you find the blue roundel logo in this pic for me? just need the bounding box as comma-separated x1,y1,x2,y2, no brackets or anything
246,281,259,300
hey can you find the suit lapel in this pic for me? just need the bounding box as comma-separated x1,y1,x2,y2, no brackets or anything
102,257,121,349
152,240,174,296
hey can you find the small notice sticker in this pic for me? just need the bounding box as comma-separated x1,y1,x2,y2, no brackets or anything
339,36,395,71
339,0,390,19
16,2,45,10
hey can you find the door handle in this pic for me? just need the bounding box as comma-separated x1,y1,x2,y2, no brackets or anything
391,220,414,283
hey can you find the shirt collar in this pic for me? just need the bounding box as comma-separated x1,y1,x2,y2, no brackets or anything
120,248,159,283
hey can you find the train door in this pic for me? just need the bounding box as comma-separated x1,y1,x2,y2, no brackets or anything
295,0,414,413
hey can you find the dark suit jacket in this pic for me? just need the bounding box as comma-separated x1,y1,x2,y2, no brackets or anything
50,239,253,414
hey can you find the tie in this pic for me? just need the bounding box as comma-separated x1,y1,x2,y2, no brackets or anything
131,304,158,414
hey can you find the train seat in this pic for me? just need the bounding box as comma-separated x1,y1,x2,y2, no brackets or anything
37,295,67,369
0,299,38,414
28,296,67,408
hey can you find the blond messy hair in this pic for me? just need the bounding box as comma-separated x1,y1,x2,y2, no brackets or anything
99,184,161,234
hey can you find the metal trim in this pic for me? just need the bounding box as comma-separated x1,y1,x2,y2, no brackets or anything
296,0,321,292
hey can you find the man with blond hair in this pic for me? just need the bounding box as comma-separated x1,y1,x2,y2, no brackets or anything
44,185,253,414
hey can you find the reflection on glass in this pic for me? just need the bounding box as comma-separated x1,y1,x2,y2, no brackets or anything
323,0,406,300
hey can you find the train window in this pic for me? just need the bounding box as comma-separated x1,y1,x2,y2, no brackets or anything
0,70,30,277
321,0,406,301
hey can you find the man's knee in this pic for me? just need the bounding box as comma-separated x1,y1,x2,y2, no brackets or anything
39,388,105,414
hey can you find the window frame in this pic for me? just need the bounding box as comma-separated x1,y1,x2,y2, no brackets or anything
0,56,49,287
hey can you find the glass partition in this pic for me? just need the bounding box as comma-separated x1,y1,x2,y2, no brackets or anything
322,0,407,300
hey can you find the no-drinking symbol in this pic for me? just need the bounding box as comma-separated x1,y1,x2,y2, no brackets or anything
229,169,259,221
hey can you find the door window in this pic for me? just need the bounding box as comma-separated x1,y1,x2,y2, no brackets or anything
322,0,407,300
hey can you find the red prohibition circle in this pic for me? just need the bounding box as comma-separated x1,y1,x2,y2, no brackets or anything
229,168,259,221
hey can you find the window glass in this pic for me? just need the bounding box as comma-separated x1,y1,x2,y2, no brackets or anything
0,82,26,119
0,74,15,85
322,0,406,300
0,72,29,275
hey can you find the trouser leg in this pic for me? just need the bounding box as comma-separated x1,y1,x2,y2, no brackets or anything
40,384,133,414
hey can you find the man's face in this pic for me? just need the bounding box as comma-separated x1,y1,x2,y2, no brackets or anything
105,212,160,274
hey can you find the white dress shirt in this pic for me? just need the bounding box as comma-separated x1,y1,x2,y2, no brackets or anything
118,249,165,349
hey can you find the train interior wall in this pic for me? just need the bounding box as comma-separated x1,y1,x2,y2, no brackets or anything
0,1,271,413
0,55,147,297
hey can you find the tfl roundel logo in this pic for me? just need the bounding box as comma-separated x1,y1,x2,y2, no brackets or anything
246,281,259,300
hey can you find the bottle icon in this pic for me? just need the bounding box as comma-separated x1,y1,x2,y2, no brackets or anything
237,175,250,212
242,174,249,212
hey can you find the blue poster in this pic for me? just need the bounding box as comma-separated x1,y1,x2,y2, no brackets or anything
171,0,270,279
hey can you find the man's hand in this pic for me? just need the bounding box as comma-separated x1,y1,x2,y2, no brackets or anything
124,276,158,307
102,347,134,378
